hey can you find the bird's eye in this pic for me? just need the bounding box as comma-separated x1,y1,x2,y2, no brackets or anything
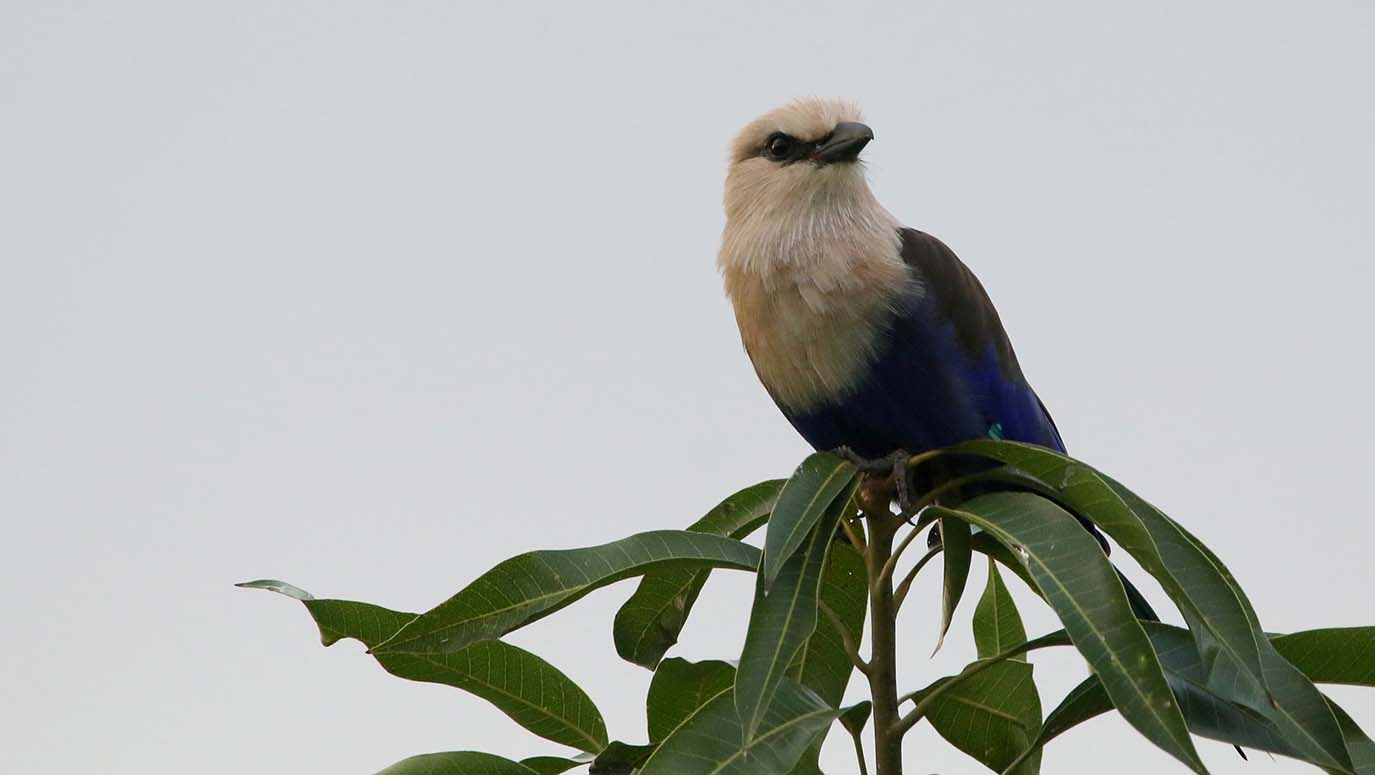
766,135,793,160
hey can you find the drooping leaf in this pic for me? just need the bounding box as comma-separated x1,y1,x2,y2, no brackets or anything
1009,623,1375,772
614,480,784,669
763,452,859,590
934,516,972,654
638,680,837,775
787,540,868,773
917,661,1042,775
646,658,736,743
373,751,540,775
1259,637,1360,772
1330,702,1375,775
735,479,852,743
951,443,1263,685
931,494,1206,773
951,440,1354,771
973,558,1027,661
374,531,761,655
588,742,654,775
517,758,583,775
1272,628,1375,687
1137,622,1301,759
238,584,609,752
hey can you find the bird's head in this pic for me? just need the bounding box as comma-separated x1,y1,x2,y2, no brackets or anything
723,98,875,222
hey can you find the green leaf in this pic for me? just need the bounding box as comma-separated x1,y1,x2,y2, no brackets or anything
1146,622,1303,757
920,660,1042,775
787,540,868,773
735,479,851,743
638,679,838,775
973,558,1026,661
1330,702,1375,775
1011,623,1375,771
952,443,1264,684
951,440,1354,771
239,584,609,752
588,742,654,775
934,516,972,654
646,658,737,743
788,539,866,704
1272,628,1375,687
839,700,872,737
763,452,858,590
614,480,784,669
1120,484,1354,772
1017,675,1113,767
517,758,582,775
373,751,540,775
374,531,761,655
931,494,1206,774
238,578,314,600
949,442,1357,773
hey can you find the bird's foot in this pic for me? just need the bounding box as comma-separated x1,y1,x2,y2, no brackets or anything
831,447,915,519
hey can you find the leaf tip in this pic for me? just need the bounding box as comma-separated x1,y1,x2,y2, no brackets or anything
235,579,315,601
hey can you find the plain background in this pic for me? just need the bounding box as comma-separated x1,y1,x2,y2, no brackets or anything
3,2,1372,773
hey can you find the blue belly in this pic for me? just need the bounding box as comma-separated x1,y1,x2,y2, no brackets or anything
774,306,1063,458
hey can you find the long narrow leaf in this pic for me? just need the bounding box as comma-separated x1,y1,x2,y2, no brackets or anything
1011,623,1375,771
950,440,1353,772
1155,491,1355,773
614,480,783,669
932,494,1206,773
374,531,760,655
238,582,609,752
1272,628,1375,686
953,442,1264,690
763,453,858,589
1330,703,1375,775
934,516,972,654
735,480,853,743
787,540,868,773
789,539,867,704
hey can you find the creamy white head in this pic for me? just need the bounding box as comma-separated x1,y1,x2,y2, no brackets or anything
719,99,914,413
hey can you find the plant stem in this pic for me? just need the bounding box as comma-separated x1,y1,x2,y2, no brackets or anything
865,511,904,775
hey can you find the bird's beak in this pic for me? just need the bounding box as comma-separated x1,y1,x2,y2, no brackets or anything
814,122,874,164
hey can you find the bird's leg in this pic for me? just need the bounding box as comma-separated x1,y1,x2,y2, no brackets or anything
832,447,915,519
888,452,913,518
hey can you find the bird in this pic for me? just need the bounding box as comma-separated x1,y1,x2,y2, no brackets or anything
717,98,1156,618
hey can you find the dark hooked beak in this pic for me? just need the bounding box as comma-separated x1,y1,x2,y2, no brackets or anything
813,122,874,164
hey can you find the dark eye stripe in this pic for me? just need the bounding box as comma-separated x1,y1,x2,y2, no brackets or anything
758,132,815,164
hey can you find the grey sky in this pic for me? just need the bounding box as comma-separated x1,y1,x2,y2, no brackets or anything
3,2,1372,773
